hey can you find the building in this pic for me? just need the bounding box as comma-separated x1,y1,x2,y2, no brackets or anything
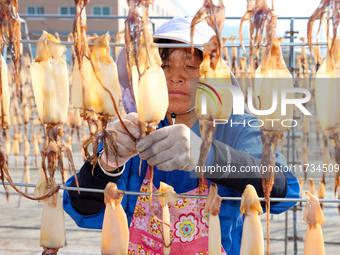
18,0,187,39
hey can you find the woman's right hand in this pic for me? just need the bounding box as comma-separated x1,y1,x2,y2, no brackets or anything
100,112,140,171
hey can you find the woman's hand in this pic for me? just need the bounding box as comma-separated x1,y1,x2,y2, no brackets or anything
100,113,140,171
136,124,202,171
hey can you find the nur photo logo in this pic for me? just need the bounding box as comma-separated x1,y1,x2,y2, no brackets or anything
196,81,312,128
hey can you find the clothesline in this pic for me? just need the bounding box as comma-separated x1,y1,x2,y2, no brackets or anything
19,39,327,48
1,181,338,203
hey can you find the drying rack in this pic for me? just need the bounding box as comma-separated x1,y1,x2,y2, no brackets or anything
1,13,336,255
2,181,340,203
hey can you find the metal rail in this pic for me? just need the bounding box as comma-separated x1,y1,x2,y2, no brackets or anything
18,14,318,20
2,181,340,203
19,39,327,48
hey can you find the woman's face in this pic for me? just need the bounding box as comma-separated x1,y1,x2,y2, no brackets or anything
161,48,202,114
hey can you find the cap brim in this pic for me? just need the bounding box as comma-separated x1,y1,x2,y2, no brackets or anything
116,47,131,89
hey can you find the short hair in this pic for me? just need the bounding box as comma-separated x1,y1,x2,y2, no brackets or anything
156,39,203,63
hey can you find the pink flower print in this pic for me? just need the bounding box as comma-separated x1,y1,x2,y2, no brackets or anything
174,213,199,242
139,186,150,203
194,252,208,255
174,198,188,210
135,218,147,230
200,208,209,227
149,217,161,235
134,204,146,218
137,244,149,255
141,235,154,248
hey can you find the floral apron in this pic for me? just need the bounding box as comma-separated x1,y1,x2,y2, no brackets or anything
128,167,227,255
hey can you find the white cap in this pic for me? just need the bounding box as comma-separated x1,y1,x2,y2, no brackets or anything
117,16,215,88
153,16,215,48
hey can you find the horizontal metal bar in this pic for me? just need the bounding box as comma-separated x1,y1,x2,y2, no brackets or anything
19,39,328,48
18,14,316,20
270,238,340,245
0,225,101,232
2,181,340,203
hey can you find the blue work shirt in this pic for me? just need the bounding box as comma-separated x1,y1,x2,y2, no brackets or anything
63,113,300,254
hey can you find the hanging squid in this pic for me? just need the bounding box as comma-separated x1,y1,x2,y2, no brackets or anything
125,0,169,242
191,0,233,191
309,178,315,195
205,183,223,255
303,192,326,255
239,0,276,76
249,2,294,252
317,180,325,210
73,1,133,170
221,36,230,66
157,182,180,254
307,0,340,61
101,182,129,255
313,36,340,195
308,2,340,195
23,135,30,194
0,0,21,98
72,33,121,171
34,178,66,255
30,31,79,192
240,184,264,255
229,34,238,75
299,177,304,207
0,95,42,201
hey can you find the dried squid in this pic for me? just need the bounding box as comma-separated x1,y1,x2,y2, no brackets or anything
307,0,340,61
221,36,230,65
299,178,304,207
157,182,180,254
101,182,129,255
314,39,322,72
317,180,325,209
72,33,121,170
0,0,21,98
35,178,65,255
0,55,10,129
240,185,264,255
73,1,133,169
229,34,238,75
303,192,326,255
0,54,46,200
124,0,169,249
314,37,340,195
309,178,315,195
32,134,42,176
204,183,223,255
191,0,233,190
239,0,277,76
303,139,309,180
24,135,30,193
30,31,79,190
254,26,294,255
67,108,82,142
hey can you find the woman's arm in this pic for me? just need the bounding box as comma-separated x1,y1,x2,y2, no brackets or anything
64,113,140,220
205,114,300,213
68,159,125,215
204,139,287,198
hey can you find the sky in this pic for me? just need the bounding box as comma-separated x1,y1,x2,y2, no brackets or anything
179,0,325,39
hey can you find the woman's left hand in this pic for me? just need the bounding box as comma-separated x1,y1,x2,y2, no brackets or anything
136,124,201,171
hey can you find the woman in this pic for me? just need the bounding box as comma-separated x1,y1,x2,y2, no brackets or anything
63,16,300,254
